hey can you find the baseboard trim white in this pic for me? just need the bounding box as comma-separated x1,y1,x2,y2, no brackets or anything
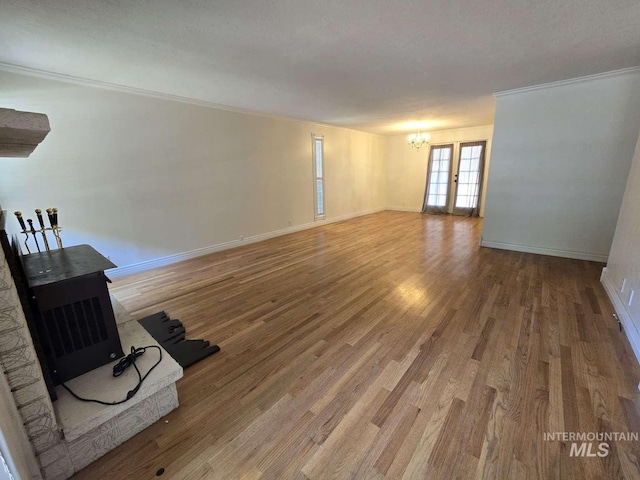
601,267,640,370
109,207,385,278
479,239,609,263
385,206,422,213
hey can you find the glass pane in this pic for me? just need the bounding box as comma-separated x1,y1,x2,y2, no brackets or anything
315,140,323,178
455,144,484,211
457,193,479,208
455,195,469,208
428,194,445,207
426,147,452,208
316,179,324,215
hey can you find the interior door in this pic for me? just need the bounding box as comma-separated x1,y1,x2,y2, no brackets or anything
422,144,454,214
452,141,486,217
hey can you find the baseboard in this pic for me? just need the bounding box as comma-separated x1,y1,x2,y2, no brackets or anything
109,207,385,277
601,267,640,370
385,206,422,213
479,239,609,263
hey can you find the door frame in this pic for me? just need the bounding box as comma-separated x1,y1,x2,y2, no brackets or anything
451,140,487,217
422,143,454,214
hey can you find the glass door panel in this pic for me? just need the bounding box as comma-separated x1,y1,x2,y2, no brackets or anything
452,141,486,216
422,144,453,214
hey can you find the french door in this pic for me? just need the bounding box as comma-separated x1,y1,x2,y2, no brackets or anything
422,141,487,217
452,141,486,216
422,144,454,214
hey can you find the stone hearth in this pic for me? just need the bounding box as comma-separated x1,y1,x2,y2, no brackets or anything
0,239,183,480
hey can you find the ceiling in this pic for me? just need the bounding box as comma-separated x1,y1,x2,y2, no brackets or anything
1,0,639,135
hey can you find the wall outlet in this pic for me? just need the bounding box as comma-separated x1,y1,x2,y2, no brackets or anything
629,290,635,307
288,219,292,226
622,278,627,292
240,235,244,241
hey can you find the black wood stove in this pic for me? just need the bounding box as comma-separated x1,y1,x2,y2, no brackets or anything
21,244,124,390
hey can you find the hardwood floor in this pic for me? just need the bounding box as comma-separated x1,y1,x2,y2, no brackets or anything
73,211,640,479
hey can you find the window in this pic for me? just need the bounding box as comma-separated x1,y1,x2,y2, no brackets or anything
312,135,325,220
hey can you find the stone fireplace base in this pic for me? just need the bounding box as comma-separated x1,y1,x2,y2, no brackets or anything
0,242,183,480
41,383,178,479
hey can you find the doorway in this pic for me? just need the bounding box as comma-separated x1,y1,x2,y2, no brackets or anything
422,141,487,217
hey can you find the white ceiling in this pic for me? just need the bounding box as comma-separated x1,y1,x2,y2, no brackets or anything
1,0,639,135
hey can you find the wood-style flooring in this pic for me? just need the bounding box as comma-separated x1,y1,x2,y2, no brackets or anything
73,211,640,479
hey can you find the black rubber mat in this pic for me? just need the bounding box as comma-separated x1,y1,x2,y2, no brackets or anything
138,311,220,368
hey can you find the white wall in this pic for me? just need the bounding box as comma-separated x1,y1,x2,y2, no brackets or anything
481,69,640,262
0,70,386,273
602,127,640,362
386,125,494,216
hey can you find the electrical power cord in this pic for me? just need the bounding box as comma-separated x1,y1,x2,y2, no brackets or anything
61,345,162,406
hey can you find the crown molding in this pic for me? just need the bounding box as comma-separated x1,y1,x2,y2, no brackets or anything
0,61,382,137
0,61,258,113
494,65,640,98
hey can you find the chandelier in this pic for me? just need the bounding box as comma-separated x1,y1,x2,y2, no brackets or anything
408,132,431,151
